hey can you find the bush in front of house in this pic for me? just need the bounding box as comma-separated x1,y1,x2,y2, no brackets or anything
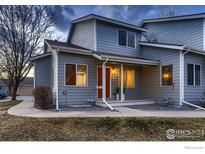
33,86,53,109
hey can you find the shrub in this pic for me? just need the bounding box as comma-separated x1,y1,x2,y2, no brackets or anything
33,86,53,109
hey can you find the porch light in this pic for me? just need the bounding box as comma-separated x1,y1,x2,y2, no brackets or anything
111,68,118,78
163,73,170,79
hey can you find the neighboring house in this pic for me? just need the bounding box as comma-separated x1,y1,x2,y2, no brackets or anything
0,77,34,96
32,13,205,110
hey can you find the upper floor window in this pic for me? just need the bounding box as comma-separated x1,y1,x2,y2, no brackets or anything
128,32,135,48
118,30,136,48
118,30,127,46
161,64,173,86
187,64,200,86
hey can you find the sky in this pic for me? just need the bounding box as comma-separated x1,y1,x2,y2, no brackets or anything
50,5,205,41
28,5,205,77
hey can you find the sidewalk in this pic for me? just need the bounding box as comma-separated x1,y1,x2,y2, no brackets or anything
7,98,205,118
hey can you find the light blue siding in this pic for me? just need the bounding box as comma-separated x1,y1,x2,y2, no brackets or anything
34,56,51,86
58,52,98,106
96,21,142,57
71,19,95,51
141,46,180,104
143,19,203,50
184,53,205,103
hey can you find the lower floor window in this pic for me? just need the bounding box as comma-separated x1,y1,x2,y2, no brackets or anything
123,67,135,88
161,64,173,86
187,63,201,86
65,64,88,86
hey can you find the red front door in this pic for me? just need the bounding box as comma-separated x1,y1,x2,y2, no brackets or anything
97,67,110,98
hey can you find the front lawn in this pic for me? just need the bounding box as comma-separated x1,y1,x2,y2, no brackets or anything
0,101,205,141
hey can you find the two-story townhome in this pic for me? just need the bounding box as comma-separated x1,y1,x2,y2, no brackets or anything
32,13,205,110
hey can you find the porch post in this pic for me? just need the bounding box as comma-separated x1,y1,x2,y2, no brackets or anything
121,64,124,102
102,62,106,101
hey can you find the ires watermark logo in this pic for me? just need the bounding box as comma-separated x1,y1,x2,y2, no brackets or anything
166,129,205,140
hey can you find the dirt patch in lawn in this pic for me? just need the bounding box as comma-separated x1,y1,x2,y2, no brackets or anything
0,101,205,141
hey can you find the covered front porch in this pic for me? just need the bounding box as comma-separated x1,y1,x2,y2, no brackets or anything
93,53,160,110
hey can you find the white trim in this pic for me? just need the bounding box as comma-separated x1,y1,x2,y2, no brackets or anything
179,51,184,106
187,63,201,86
160,64,174,87
94,19,97,51
139,13,205,27
203,18,205,50
94,54,160,65
117,29,136,49
139,42,185,50
72,14,148,32
64,63,88,87
120,64,124,102
31,52,51,61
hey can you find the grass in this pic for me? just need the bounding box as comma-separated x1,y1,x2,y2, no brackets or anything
0,101,205,141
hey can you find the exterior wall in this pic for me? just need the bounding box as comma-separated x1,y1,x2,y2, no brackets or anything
184,53,205,104
58,52,98,106
34,55,51,86
141,46,180,104
143,19,203,50
71,19,95,51
96,20,142,57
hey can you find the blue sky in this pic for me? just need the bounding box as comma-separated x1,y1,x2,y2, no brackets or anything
50,5,205,40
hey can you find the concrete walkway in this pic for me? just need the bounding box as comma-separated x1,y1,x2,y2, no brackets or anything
7,97,205,118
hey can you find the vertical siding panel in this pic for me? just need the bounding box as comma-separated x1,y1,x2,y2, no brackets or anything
143,19,203,50
96,21,142,57
34,56,51,86
71,20,95,51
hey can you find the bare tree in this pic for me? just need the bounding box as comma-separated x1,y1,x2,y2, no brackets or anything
0,6,54,100
159,10,177,18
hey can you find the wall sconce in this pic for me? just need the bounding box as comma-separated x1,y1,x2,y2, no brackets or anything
163,73,170,79
111,68,118,78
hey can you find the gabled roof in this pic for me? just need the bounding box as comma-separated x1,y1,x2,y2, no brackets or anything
139,41,205,56
67,14,148,42
139,13,205,27
45,39,93,55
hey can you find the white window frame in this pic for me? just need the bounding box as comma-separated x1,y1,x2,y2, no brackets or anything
187,63,201,86
64,63,88,87
117,29,136,49
160,64,174,87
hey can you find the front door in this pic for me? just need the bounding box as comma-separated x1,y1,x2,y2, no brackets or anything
97,67,110,98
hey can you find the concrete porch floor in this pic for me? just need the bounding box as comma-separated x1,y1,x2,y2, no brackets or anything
6,97,205,118
96,100,155,107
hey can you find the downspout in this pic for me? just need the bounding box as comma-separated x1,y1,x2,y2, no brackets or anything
55,49,59,111
179,48,189,106
102,58,114,111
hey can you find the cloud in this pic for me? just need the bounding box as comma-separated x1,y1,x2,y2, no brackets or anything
50,6,75,32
